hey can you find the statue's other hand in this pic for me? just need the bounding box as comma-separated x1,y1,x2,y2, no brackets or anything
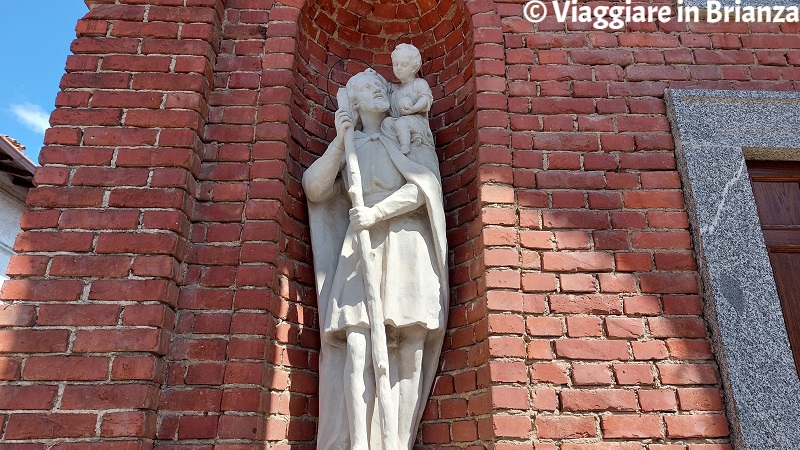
335,109,354,137
349,206,378,231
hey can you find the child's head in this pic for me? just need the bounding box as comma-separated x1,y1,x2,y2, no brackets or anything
392,44,422,81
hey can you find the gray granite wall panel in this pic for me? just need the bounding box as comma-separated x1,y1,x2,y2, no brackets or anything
666,89,800,449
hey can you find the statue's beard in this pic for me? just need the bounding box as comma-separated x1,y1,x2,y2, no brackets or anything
361,98,390,113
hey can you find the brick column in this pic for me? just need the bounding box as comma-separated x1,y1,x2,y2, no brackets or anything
0,1,222,447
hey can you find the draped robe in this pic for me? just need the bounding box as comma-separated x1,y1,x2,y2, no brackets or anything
306,123,448,450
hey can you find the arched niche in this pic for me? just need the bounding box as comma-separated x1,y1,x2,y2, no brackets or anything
285,1,480,446
288,0,478,228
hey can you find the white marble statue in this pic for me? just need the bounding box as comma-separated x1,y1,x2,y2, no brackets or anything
387,44,434,155
303,46,447,450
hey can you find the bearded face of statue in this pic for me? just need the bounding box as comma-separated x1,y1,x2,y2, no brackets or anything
350,74,391,115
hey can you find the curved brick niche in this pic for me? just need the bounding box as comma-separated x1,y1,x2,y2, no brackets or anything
288,0,479,447
290,0,477,185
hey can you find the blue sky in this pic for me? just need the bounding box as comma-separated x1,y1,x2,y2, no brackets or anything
0,2,88,163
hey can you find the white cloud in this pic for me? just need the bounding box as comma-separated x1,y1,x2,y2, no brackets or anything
10,103,51,135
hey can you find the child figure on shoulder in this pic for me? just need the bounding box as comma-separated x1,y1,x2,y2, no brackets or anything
388,44,434,154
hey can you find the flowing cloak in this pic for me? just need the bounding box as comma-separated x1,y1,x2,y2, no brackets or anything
306,127,448,450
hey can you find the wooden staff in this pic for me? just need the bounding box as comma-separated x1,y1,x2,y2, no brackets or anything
336,88,398,449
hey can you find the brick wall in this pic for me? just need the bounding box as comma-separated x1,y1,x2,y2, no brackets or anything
1,0,798,448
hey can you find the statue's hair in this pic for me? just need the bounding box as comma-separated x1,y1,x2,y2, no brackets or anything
346,68,389,92
392,43,422,70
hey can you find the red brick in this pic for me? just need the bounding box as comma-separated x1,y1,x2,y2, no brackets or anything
602,414,662,438
632,231,692,250
542,252,614,272
639,389,678,412
73,329,168,354
95,232,181,256
615,253,653,272
563,444,642,450
632,340,669,360
535,415,596,439
521,273,557,292
614,363,655,385
623,296,661,315
521,231,554,249
527,339,555,360
83,128,158,146
221,388,261,412
665,414,729,438
421,422,449,444
667,339,714,360
606,317,645,338
677,388,724,411
526,317,563,337
649,317,707,338
611,211,647,229
654,252,696,270
101,411,156,438
486,269,520,289
487,314,525,334
4,413,97,439
658,363,719,385
686,445,733,450
72,167,149,186
59,210,140,230
560,274,596,293
23,356,109,381
562,389,637,412
623,191,685,209
112,356,163,382
4,255,49,277
0,330,70,353
0,385,59,410
161,389,223,413
37,304,120,326
553,231,590,250
550,294,622,314
572,363,613,385
50,255,132,277
532,388,558,411
566,316,602,337
109,188,185,208
0,357,22,380
596,273,636,293
489,386,529,410
217,414,262,440
529,363,569,384
61,384,157,410
542,211,610,229
537,171,604,189
89,279,176,302
178,415,219,439
0,305,35,326
488,336,526,358
640,273,698,294
662,295,702,315
14,231,94,252
51,443,153,450
555,339,629,360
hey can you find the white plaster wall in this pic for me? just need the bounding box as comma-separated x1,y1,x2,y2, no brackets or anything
0,188,25,287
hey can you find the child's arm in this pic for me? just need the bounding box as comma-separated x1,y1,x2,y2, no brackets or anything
406,79,433,114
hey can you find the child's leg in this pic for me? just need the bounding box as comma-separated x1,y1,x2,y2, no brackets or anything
394,117,412,152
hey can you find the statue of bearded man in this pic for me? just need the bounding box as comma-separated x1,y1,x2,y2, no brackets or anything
303,67,448,449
